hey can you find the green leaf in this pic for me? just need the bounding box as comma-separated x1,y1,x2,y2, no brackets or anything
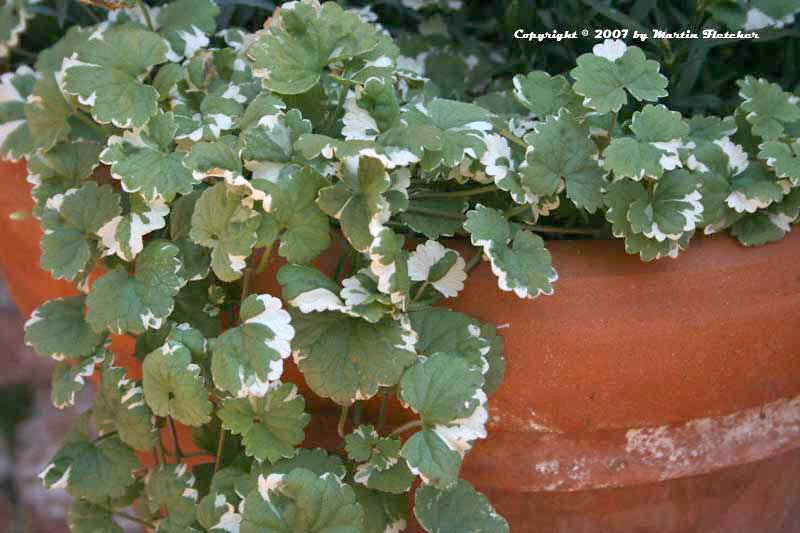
197,488,241,532
86,240,186,334
97,195,169,262
414,250,465,301
40,182,120,282
240,468,363,532
184,138,244,181
24,296,104,360
626,170,704,241
730,212,790,246
40,434,138,504
518,109,605,211
174,84,246,142
144,464,199,529
174,238,212,282
464,205,558,298
398,352,488,487
737,76,800,140
358,461,415,495
68,500,124,533
603,104,689,180
252,448,347,483
156,0,219,60
353,487,408,533
100,112,196,201
171,280,223,338
512,71,583,118
248,1,381,95
409,307,501,388
51,349,107,409
760,140,800,186
603,180,692,261
0,66,37,160
93,363,158,451
27,141,104,217
256,166,331,263
478,323,506,396
346,77,401,137
321,266,395,322
697,169,731,231
240,93,286,131
35,26,92,73
241,108,311,182
366,227,411,307
277,264,349,314
190,183,262,282
170,189,203,240
62,24,168,128
727,164,785,213
211,294,294,397
317,156,392,252
218,382,309,462
291,312,416,405
571,41,667,113
345,425,401,470
24,74,76,154
346,425,414,494
143,339,213,426
0,2,34,61
401,429,462,488
399,198,467,239
399,98,492,170
153,63,183,101
415,480,509,533
400,352,484,425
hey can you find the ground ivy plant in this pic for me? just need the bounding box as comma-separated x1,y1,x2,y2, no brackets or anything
2,0,800,531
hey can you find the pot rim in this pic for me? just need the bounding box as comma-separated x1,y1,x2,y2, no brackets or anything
463,392,800,493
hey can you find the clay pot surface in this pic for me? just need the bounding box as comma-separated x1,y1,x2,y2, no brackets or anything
2,159,799,532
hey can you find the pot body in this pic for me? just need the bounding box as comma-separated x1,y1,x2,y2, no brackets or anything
2,159,800,532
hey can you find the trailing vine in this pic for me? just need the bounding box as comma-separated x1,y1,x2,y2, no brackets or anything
1,0,799,531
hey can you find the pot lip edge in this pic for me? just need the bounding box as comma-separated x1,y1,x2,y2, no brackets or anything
461,392,800,493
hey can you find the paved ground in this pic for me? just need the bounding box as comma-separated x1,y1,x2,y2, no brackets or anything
0,277,80,532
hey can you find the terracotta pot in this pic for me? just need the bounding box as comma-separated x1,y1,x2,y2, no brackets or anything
2,159,800,532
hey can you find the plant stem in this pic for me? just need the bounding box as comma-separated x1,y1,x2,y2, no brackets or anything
93,431,118,443
503,205,606,235
389,419,422,437
241,245,272,303
404,206,465,221
410,280,430,304
154,444,164,465
377,391,389,431
337,405,350,438
254,243,274,275
504,204,530,220
79,2,102,23
214,428,226,474
412,185,499,199
609,111,618,137
527,224,606,236
240,269,253,303
332,253,347,282
73,109,107,137
167,416,183,459
105,507,155,529
464,249,484,274
326,87,347,135
352,402,362,427
499,128,528,149
136,0,155,31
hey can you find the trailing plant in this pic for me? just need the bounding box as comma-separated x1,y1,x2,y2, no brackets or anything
1,0,800,531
